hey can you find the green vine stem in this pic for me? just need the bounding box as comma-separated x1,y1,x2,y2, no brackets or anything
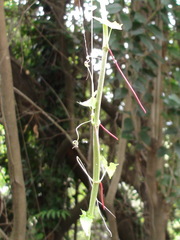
87,23,109,240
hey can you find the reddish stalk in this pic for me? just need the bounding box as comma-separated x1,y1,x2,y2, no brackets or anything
99,182,105,210
108,48,146,114
100,124,119,140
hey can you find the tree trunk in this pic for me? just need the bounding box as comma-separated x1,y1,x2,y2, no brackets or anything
0,1,27,240
144,1,170,239
105,91,132,240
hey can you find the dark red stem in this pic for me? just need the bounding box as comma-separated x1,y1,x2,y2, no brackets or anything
108,48,146,114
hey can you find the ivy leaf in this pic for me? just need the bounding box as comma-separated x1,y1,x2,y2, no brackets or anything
78,91,97,109
80,210,93,237
93,16,122,30
101,156,118,179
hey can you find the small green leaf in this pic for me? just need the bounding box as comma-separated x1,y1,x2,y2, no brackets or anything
106,3,122,14
147,25,165,40
168,47,180,59
156,169,162,178
131,59,142,71
46,210,51,219
114,87,128,100
145,57,157,70
101,156,118,179
165,126,178,135
80,210,93,237
164,94,180,109
120,13,132,31
139,129,151,145
157,146,168,157
148,0,155,9
108,162,119,178
78,91,97,109
93,17,122,30
51,210,56,219
36,233,44,240
131,28,145,36
134,13,146,23
140,35,154,51
122,130,134,140
124,118,134,131
174,142,180,159
174,32,180,40
57,211,61,218
160,0,170,5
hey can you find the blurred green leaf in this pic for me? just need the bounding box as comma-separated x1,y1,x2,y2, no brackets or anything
168,47,180,59
36,233,44,240
131,60,142,71
174,142,180,159
124,118,134,131
148,0,155,9
157,146,168,157
147,25,165,40
140,35,154,51
114,87,128,100
131,28,145,36
139,129,151,145
156,169,162,178
145,57,157,70
120,13,132,31
107,3,122,14
122,130,134,140
164,94,180,109
134,12,146,23
174,32,180,40
144,92,153,103
161,0,170,5
165,126,178,135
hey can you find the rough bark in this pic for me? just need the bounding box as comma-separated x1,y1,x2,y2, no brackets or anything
0,1,26,239
144,1,170,239
105,91,132,240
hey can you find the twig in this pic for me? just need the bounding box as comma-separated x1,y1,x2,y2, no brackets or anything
0,228,9,240
14,87,88,165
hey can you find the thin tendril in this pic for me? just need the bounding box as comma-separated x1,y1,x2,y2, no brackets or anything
97,203,112,237
76,157,93,183
72,120,91,148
